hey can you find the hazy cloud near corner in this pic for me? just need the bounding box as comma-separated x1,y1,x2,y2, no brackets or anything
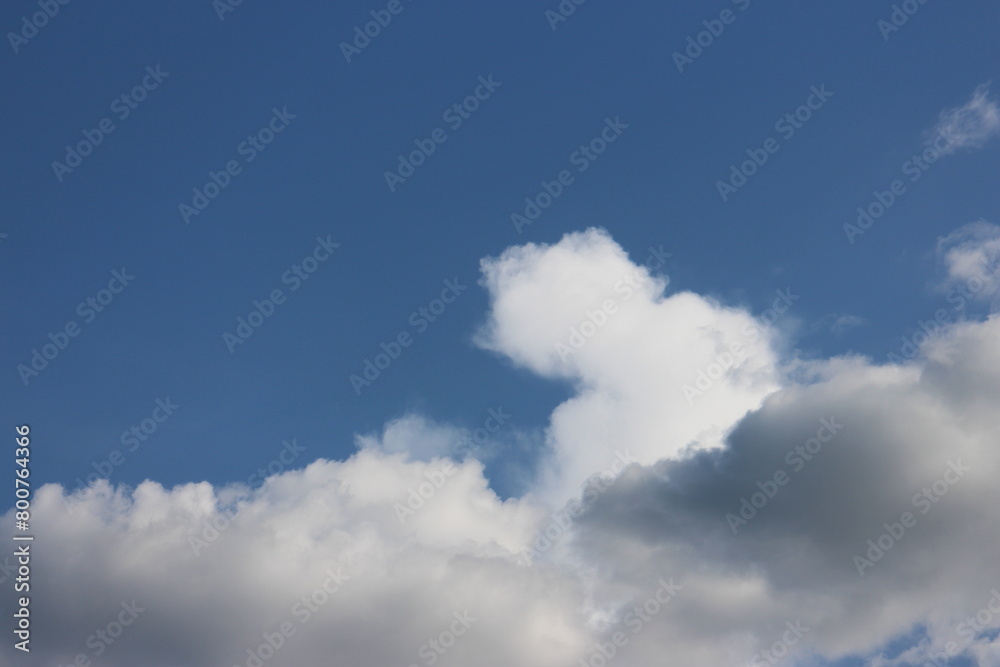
935,219,1000,305
926,83,1000,154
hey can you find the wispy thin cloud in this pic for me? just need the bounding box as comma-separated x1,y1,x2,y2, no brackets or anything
926,83,1000,154
830,314,866,336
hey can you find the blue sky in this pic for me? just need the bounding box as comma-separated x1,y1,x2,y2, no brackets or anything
4,0,997,494
2,1,1000,666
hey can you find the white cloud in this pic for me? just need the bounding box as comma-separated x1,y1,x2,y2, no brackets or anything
6,229,1000,667
569,315,1000,664
357,413,470,460
10,452,587,667
936,220,1000,305
927,83,1000,154
475,228,783,503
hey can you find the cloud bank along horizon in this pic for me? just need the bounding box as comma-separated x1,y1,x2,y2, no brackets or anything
7,221,1000,667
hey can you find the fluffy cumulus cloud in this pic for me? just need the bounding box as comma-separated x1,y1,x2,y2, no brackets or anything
570,316,1000,666
11,452,585,667
926,83,1000,154
5,229,1000,667
475,228,783,503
